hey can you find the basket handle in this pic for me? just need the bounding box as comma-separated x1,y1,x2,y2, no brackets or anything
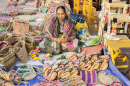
17,81,30,86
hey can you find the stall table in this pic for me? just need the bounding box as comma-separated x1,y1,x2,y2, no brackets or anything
106,36,130,68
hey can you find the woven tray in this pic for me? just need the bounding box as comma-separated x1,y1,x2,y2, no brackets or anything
18,9,36,15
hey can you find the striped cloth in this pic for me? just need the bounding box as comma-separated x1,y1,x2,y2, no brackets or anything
78,71,97,85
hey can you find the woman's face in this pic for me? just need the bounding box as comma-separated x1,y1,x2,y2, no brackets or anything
56,8,66,21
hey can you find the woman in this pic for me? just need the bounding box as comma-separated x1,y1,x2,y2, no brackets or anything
41,6,78,54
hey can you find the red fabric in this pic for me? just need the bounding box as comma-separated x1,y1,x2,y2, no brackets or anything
33,80,63,86
82,45,102,55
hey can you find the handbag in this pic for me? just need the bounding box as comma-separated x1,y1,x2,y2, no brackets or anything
17,64,36,81
14,41,29,63
0,46,16,71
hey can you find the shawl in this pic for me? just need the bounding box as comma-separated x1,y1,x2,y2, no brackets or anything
48,16,77,38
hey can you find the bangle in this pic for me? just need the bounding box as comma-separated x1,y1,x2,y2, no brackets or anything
70,37,73,40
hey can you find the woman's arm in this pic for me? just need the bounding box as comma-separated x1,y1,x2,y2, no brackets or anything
48,34,61,43
60,35,76,42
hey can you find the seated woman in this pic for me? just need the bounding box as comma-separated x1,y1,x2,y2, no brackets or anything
41,6,78,55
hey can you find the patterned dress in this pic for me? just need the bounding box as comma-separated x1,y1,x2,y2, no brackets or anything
41,16,78,55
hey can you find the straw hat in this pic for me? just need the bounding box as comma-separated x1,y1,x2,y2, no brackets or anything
61,72,70,79
107,75,120,82
98,71,106,77
99,75,113,85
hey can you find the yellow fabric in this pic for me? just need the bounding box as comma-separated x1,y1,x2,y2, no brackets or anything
76,22,88,31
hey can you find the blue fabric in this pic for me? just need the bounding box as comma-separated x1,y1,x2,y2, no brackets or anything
2,65,44,86
102,48,130,86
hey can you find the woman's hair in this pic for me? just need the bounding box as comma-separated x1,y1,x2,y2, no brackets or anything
56,6,66,14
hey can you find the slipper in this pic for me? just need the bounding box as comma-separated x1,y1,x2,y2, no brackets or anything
70,69,78,77
68,54,78,61
79,62,85,70
57,70,64,79
43,63,51,73
61,72,70,79
90,62,100,71
83,61,91,71
99,62,109,70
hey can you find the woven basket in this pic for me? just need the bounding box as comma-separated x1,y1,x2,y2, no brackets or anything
0,46,16,71
14,41,29,63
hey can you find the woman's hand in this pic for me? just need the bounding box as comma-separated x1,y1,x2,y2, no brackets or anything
60,38,68,42
55,38,62,43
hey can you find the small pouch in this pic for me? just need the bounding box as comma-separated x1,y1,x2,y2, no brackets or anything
17,64,36,81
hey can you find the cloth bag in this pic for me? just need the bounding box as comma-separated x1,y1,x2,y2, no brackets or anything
0,46,16,71
14,41,29,63
13,21,29,33
17,64,36,81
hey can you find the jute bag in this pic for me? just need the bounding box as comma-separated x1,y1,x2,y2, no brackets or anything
13,21,29,33
0,41,8,51
0,68,14,81
24,34,34,52
4,33,25,46
14,41,29,63
17,64,37,81
0,46,16,71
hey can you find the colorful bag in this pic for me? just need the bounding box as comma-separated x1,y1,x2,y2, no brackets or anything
14,41,29,63
13,21,29,34
17,64,36,81
25,35,34,52
0,67,14,81
78,71,97,84
0,46,16,71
